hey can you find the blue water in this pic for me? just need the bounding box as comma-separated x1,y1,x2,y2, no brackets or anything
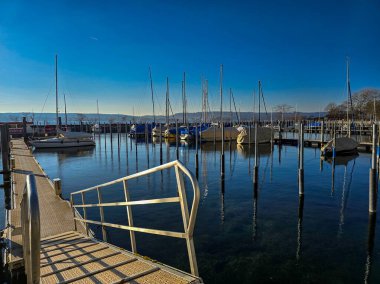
4,133,380,283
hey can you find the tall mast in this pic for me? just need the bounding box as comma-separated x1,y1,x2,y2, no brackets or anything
55,54,59,131
63,93,68,129
229,88,232,125
97,99,100,125
258,81,261,123
220,64,223,123
346,58,350,124
166,77,169,126
183,72,186,125
149,67,156,124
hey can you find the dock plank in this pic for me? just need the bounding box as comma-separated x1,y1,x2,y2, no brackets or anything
5,139,203,283
7,139,82,268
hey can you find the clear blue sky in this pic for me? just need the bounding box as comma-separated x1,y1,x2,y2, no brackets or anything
0,0,379,115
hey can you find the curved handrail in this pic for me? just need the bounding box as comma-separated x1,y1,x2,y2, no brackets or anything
21,174,40,284
70,160,200,276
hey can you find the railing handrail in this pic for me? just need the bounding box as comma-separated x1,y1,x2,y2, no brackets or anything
21,174,40,284
70,160,200,276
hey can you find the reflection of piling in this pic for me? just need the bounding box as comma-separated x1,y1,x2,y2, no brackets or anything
298,123,304,195
220,123,225,176
369,123,377,213
253,122,259,185
296,195,304,261
364,213,376,283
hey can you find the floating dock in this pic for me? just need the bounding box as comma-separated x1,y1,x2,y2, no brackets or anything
3,139,202,283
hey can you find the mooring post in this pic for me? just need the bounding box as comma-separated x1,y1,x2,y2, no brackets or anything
298,123,304,195
221,122,225,176
369,123,377,213
332,123,336,158
254,122,259,185
320,120,324,145
176,120,179,160
248,122,251,146
1,124,10,174
53,178,62,197
22,116,27,141
159,123,163,164
213,124,216,145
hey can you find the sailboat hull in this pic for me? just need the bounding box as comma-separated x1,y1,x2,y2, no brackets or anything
30,138,95,149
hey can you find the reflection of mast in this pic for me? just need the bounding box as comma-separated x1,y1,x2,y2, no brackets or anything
252,182,258,240
220,175,225,224
201,150,208,202
296,195,304,262
338,160,356,237
364,213,376,284
331,157,336,195
270,144,274,183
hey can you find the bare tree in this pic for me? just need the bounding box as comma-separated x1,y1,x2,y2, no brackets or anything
274,104,293,121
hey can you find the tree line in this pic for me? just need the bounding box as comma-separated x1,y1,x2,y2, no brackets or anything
325,88,380,120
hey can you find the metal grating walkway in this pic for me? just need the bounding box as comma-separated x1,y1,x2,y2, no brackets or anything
40,231,201,284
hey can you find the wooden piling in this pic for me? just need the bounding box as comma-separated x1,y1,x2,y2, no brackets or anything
176,120,179,160
298,123,304,195
221,122,225,176
369,123,377,213
253,122,259,185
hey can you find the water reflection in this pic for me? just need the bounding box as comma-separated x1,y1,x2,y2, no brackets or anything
364,213,377,284
29,134,379,284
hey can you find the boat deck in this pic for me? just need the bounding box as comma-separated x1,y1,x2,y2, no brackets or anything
4,139,202,283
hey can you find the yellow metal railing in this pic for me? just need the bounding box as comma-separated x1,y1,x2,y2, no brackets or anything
70,160,200,276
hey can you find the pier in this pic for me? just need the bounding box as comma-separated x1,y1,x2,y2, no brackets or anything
2,138,203,283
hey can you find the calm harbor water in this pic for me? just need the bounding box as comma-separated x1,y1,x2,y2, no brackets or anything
3,133,380,283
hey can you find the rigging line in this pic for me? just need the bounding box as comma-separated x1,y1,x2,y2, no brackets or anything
231,90,240,123
260,84,269,118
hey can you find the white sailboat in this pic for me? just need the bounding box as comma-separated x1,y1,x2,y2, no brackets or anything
321,58,358,156
237,81,273,144
30,55,96,149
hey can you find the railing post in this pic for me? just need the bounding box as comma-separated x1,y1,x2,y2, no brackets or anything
81,192,89,236
123,180,137,253
70,194,77,231
21,174,40,284
97,187,107,242
174,165,199,276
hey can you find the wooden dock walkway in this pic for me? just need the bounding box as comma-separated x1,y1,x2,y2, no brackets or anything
4,139,202,283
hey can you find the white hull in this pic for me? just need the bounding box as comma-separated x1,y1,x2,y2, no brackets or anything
237,127,272,144
31,138,95,149
200,127,239,142
152,127,166,137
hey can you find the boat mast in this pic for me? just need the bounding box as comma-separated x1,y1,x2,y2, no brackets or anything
346,58,349,124
149,67,156,124
258,80,261,123
229,88,232,125
166,77,169,126
183,72,186,125
55,54,59,132
63,93,68,129
220,64,223,124
97,99,100,126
